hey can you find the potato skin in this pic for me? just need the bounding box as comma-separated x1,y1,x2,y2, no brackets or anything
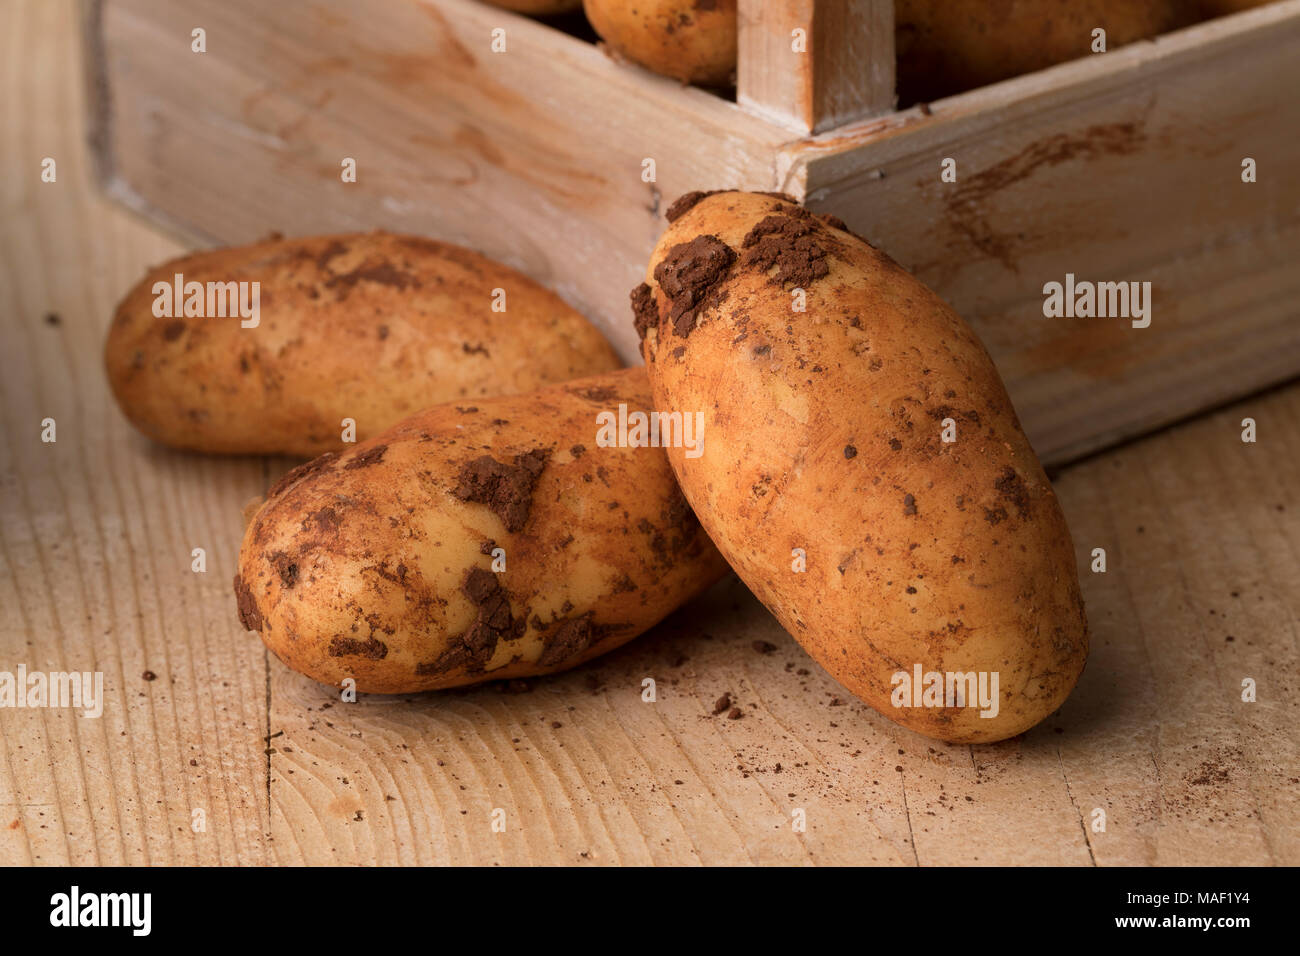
583,0,737,86
105,232,620,456
235,367,728,693
634,191,1088,743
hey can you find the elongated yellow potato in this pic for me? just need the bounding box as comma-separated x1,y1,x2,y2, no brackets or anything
105,231,620,456
235,367,728,692
634,191,1088,742
583,0,737,86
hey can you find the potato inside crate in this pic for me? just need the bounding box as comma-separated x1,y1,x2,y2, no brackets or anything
503,1,1257,119
86,0,1300,464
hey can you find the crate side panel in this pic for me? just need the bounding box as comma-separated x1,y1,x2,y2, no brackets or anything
797,5,1300,463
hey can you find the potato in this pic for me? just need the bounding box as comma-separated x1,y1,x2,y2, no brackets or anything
895,0,1193,103
583,0,737,86
633,191,1088,743
235,367,728,692
481,0,582,14
105,231,621,456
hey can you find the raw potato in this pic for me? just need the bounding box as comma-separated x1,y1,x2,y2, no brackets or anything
105,231,621,456
895,0,1193,103
583,0,737,86
633,191,1088,743
235,367,728,693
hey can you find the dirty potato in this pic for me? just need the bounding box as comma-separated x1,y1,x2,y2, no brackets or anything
235,367,728,693
583,0,737,86
633,190,1088,743
105,231,620,456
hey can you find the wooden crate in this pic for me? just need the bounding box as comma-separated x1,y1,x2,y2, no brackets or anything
84,0,1300,464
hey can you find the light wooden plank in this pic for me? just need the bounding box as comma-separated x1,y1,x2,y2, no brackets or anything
787,0,1300,463
268,588,916,865
737,0,895,133
1049,391,1300,865
0,0,272,865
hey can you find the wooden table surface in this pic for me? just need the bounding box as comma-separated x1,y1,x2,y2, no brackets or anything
2,0,1296,866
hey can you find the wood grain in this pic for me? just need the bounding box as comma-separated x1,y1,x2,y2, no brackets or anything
0,0,271,864
2,0,1296,866
737,0,895,133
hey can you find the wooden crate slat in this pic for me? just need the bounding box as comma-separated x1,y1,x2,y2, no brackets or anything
737,0,895,134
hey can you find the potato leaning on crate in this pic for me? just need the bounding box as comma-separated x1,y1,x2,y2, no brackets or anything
104,231,621,456
633,190,1088,743
235,366,729,693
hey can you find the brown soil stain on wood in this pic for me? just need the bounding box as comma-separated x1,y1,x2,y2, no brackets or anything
935,120,1150,275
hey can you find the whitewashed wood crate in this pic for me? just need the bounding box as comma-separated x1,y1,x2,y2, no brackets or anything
84,0,1300,463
